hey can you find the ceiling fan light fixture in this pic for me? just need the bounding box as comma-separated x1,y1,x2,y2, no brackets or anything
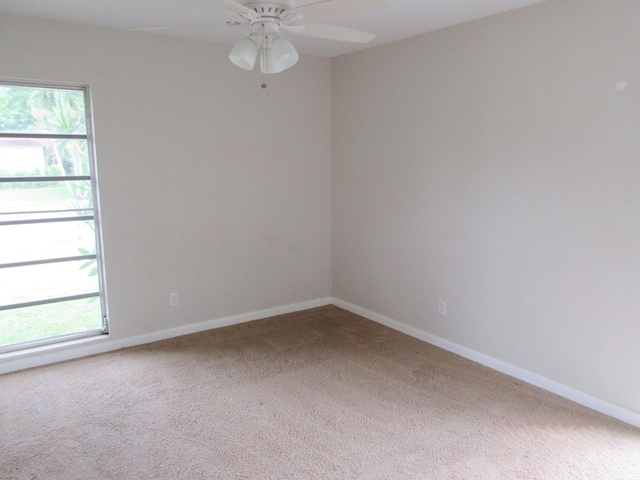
260,35,299,74
229,36,258,70
133,0,387,76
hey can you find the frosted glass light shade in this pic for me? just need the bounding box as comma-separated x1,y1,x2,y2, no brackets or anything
260,36,299,74
229,37,258,70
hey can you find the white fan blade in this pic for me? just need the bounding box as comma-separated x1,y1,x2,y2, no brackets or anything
129,22,245,32
288,0,390,22
289,23,376,43
209,0,257,18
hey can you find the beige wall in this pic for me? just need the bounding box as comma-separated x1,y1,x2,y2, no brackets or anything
332,0,640,414
0,13,332,341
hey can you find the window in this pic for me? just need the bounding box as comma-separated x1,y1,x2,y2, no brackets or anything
0,82,107,353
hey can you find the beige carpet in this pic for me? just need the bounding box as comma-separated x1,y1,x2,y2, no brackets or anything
1,306,639,479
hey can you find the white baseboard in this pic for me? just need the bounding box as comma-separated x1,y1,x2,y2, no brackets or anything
4,295,638,429
0,297,332,375
331,297,640,430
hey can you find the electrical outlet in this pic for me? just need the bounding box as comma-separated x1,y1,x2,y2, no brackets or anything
170,292,179,307
438,300,447,316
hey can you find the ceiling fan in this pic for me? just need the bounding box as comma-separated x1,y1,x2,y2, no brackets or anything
132,0,390,75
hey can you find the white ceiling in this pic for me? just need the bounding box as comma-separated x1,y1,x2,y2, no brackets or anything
0,0,548,57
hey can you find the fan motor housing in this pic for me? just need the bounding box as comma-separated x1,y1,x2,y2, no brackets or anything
243,3,292,19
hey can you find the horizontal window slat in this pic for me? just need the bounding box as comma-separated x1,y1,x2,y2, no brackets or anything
0,292,100,312
0,176,91,183
0,254,96,269
0,215,94,227
0,208,92,217
0,132,87,140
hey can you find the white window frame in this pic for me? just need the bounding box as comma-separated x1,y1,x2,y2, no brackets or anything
0,80,108,353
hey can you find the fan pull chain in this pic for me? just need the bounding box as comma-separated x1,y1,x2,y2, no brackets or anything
261,30,269,94
261,48,268,92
